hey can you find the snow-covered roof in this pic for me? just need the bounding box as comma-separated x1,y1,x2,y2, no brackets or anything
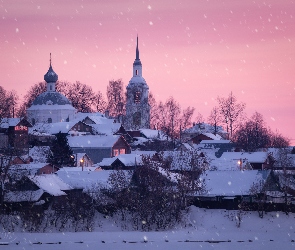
9,163,48,177
90,123,121,135
30,121,77,134
0,118,22,128
56,170,131,190
85,115,113,125
183,122,227,135
29,91,72,106
29,146,51,163
201,133,223,140
28,174,72,196
4,189,44,203
68,135,121,148
200,140,231,144
199,170,270,197
128,76,147,85
140,129,166,140
99,153,143,167
220,152,268,163
75,112,106,120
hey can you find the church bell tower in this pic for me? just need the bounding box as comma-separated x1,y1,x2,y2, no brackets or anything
125,36,150,130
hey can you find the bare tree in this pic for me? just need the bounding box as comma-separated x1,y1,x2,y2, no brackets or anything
149,92,158,129
60,81,96,113
0,86,19,118
233,112,271,152
207,106,222,135
270,131,290,148
93,91,107,113
217,92,246,139
274,148,294,214
106,79,125,118
249,179,267,218
17,82,46,117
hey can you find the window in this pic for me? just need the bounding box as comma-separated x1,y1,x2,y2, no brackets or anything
50,85,52,91
32,118,35,125
48,118,52,123
134,91,141,103
113,148,126,157
136,69,138,75
113,149,119,156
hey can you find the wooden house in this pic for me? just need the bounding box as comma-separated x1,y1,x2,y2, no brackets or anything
68,135,131,164
0,118,32,152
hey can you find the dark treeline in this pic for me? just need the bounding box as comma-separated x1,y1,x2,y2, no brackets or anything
0,81,290,150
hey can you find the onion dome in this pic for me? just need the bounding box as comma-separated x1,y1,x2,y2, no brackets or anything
44,53,58,83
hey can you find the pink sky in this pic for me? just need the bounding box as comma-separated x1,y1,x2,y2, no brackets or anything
1,0,295,144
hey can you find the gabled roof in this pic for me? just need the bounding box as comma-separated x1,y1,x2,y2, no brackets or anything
200,140,231,144
140,129,167,140
56,170,132,190
220,152,269,163
199,170,271,197
99,153,143,167
90,123,121,135
0,117,32,128
28,174,72,196
67,135,121,148
29,146,51,163
4,189,44,203
201,133,223,140
30,121,77,135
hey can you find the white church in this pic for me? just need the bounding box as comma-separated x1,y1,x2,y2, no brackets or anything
27,54,77,125
27,37,150,130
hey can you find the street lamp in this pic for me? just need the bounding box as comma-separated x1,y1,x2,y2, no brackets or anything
80,158,84,171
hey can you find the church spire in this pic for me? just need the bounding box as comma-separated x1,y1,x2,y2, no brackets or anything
136,35,139,60
133,35,142,68
44,53,58,91
49,53,52,68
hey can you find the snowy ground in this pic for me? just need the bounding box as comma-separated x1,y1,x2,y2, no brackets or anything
1,207,294,250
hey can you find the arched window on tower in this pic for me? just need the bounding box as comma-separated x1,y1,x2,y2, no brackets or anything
134,91,141,104
50,85,52,91
136,69,138,75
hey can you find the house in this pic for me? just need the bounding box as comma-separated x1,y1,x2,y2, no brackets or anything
188,133,223,145
37,164,59,175
0,118,32,152
67,135,131,164
194,170,279,209
28,146,51,163
181,122,228,142
4,189,48,212
215,152,275,170
73,153,94,168
30,120,95,136
98,153,143,170
4,174,73,212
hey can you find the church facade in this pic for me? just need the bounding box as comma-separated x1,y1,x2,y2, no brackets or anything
124,36,150,130
27,55,76,125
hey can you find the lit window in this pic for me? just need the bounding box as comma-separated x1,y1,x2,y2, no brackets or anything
119,149,126,155
113,149,119,156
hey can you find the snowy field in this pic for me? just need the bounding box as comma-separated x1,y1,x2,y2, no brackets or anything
1,207,294,250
